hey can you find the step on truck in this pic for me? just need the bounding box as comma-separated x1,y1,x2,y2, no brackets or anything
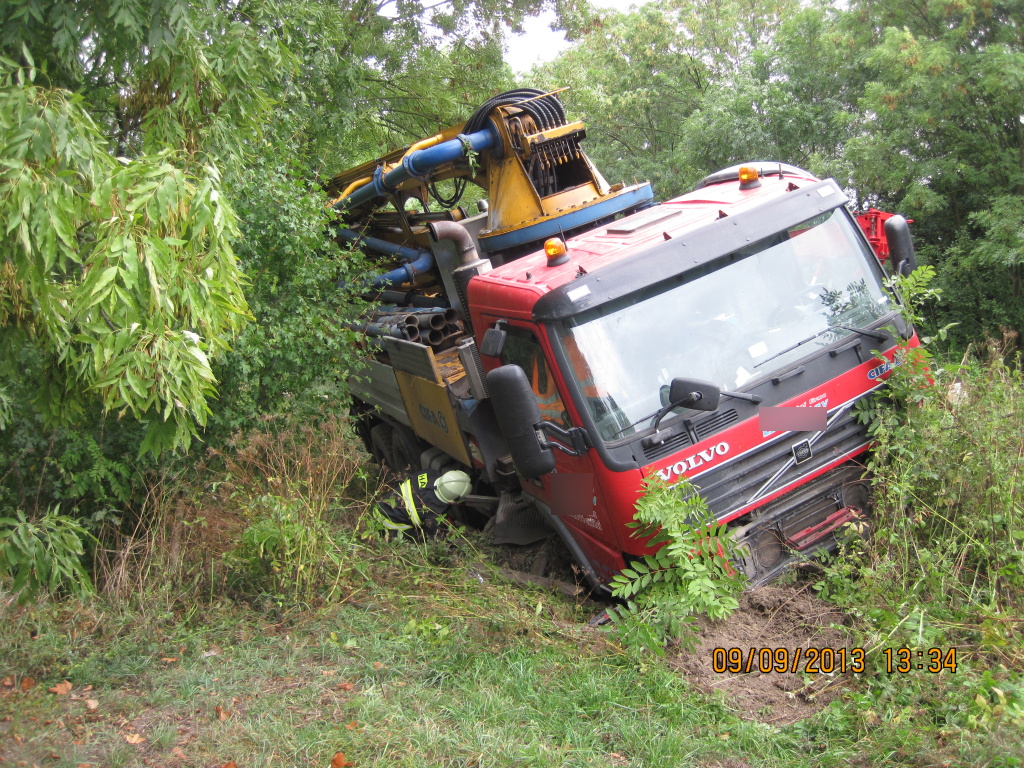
327,89,919,592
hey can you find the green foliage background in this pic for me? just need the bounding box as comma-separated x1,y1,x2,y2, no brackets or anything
0,0,1022,596
0,3,1023,764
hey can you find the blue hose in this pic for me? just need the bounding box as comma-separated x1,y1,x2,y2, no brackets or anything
337,228,435,288
333,126,499,212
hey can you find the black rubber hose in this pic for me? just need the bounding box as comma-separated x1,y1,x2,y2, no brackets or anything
464,89,565,135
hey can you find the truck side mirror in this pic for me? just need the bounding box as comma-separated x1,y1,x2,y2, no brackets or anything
884,215,918,276
667,377,721,412
485,364,556,478
480,320,508,357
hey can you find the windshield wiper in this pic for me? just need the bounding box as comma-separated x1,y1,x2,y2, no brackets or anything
753,329,831,368
833,324,888,342
754,318,893,369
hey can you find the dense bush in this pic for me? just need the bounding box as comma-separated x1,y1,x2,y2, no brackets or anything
824,336,1024,662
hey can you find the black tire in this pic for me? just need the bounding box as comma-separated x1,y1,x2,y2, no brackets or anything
389,425,422,472
369,423,394,468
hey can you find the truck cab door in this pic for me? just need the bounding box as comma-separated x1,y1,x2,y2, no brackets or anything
491,322,627,586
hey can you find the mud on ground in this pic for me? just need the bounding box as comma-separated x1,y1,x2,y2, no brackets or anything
671,583,852,725
488,537,854,725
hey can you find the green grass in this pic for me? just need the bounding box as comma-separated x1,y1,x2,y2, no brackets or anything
2,535,1021,768
0,578,772,767
2,355,1023,768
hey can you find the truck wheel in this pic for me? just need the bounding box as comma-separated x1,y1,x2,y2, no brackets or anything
389,425,422,472
369,424,394,468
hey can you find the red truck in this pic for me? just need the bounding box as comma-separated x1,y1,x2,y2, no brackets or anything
328,89,918,592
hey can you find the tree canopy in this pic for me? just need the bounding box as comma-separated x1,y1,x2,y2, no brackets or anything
0,0,1021,502
539,0,1024,341
0,0,558,456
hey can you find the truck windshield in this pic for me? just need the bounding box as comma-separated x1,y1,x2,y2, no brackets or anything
554,208,893,441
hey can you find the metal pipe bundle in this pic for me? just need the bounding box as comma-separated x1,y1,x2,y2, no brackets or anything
343,306,464,350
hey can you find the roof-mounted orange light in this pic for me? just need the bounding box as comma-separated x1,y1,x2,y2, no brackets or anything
738,165,762,190
544,237,569,266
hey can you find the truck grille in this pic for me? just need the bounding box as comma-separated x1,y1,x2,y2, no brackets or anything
695,408,740,440
641,409,739,462
690,405,869,520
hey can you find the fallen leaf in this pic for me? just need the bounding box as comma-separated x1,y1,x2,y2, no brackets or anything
80,685,92,692
85,699,99,712
337,682,354,691
220,762,237,768
49,681,73,695
345,721,359,731
215,705,231,722
20,677,35,692
203,646,222,658
330,752,354,768
171,748,186,759
2,676,13,687
372,662,383,670
160,657,179,664
124,733,146,744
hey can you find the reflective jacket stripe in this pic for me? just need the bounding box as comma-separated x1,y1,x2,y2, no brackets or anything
399,479,423,527
380,514,411,531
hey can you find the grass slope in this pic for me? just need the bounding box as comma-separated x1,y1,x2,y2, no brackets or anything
2,351,1023,768
0,538,1019,768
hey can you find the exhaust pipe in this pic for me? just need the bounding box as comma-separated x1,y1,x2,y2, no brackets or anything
429,220,479,265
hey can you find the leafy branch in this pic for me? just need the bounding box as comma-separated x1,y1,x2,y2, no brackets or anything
0,62,251,456
606,475,746,654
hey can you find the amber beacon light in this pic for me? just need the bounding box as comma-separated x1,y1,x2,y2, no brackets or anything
544,237,569,266
738,165,762,189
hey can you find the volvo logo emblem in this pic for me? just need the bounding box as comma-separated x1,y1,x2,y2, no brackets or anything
654,442,730,481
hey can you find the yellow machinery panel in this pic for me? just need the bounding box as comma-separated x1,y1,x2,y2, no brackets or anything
394,370,472,466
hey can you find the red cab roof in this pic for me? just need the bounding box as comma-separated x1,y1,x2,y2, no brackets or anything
470,166,822,316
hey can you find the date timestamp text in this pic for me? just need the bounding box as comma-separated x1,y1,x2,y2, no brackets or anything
712,647,958,674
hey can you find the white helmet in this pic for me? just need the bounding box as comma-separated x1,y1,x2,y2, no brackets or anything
434,470,471,504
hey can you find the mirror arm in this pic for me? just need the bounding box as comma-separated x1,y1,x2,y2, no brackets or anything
646,389,762,446
650,392,703,432
537,422,591,456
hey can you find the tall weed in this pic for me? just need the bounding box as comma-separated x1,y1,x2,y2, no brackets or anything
606,475,746,654
216,415,371,520
825,337,1023,663
90,468,204,606
229,493,351,607
216,416,375,607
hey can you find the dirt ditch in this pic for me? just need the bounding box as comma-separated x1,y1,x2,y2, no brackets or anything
671,584,852,725
490,535,855,725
